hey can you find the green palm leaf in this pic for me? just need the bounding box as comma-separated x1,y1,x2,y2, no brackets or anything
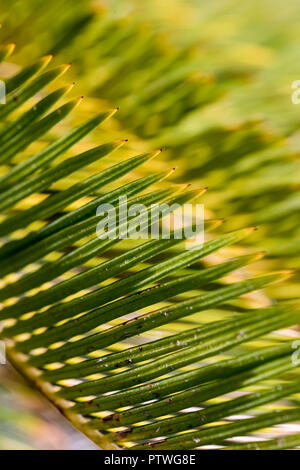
0,44,299,451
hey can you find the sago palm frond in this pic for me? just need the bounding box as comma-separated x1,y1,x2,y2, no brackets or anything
2,0,298,294
0,48,299,450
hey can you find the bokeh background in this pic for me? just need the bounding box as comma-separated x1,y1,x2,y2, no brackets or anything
0,0,299,449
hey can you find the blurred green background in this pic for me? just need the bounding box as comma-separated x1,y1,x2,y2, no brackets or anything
0,0,299,449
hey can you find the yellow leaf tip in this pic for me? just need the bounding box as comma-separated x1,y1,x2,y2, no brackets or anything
242,226,258,235
162,167,177,180
63,63,72,72
193,186,208,197
41,54,54,67
109,107,119,117
215,218,225,226
269,270,295,283
241,251,265,264
150,149,163,160
206,218,224,230
62,83,75,96
4,43,16,56
252,251,266,261
66,82,75,92
73,96,84,105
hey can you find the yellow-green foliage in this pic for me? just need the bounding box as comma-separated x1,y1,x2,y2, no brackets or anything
0,0,299,450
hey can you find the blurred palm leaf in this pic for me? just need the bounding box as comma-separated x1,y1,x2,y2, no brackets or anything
1,0,299,296
0,45,299,450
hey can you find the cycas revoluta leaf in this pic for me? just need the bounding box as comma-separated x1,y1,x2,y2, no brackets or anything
0,48,299,451
0,42,15,63
4,55,53,95
0,83,74,150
